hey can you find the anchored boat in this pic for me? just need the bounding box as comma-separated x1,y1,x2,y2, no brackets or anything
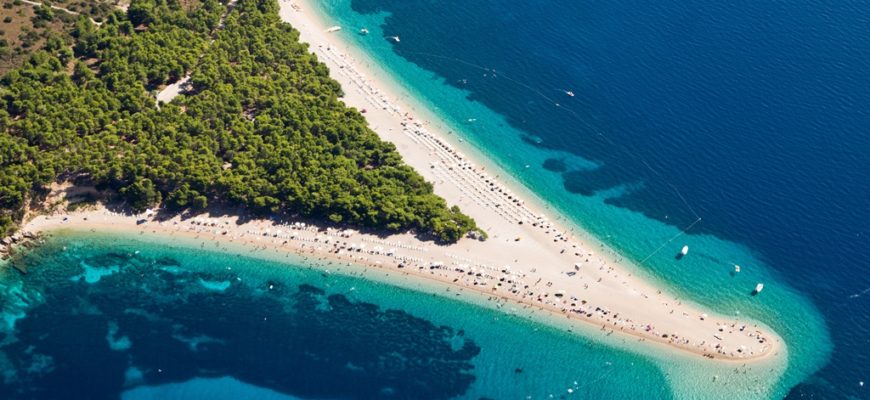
753,283,764,295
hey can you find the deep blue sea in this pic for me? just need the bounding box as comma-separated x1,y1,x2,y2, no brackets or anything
1,0,869,398
1,231,677,399
307,0,868,398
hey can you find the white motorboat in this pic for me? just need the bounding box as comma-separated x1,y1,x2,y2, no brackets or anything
753,283,764,295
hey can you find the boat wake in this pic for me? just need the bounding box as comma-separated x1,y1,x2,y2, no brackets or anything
848,287,870,299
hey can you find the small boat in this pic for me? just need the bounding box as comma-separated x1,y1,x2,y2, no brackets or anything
753,283,764,295
566,90,575,97
734,265,741,273
676,245,689,259
388,35,400,43
326,26,342,33
359,28,369,35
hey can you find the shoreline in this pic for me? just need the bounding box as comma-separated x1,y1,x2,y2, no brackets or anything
8,0,784,366
27,208,780,364
274,0,784,362
278,0,684,287
21,194,780,365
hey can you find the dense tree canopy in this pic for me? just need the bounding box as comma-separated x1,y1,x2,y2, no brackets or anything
0,0,480,242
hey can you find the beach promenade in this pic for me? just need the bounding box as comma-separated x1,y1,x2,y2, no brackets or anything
19,0,785,365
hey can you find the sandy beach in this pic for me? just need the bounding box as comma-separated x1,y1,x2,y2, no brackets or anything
14,0,786,365
24,203,781,364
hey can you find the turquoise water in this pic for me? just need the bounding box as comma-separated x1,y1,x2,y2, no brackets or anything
1,231,683,399
122,377,306,400
0,0,858,396
303,0,838,398
0,229,810,399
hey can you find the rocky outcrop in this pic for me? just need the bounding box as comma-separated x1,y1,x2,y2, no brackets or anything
0,231,43,263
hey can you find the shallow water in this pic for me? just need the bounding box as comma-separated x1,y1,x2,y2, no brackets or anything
305,0,870,397
2,0,867,396
1,231,683,399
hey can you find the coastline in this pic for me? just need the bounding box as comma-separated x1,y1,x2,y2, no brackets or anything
274,0,785,362
22,195,780,366
7,0,785,368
